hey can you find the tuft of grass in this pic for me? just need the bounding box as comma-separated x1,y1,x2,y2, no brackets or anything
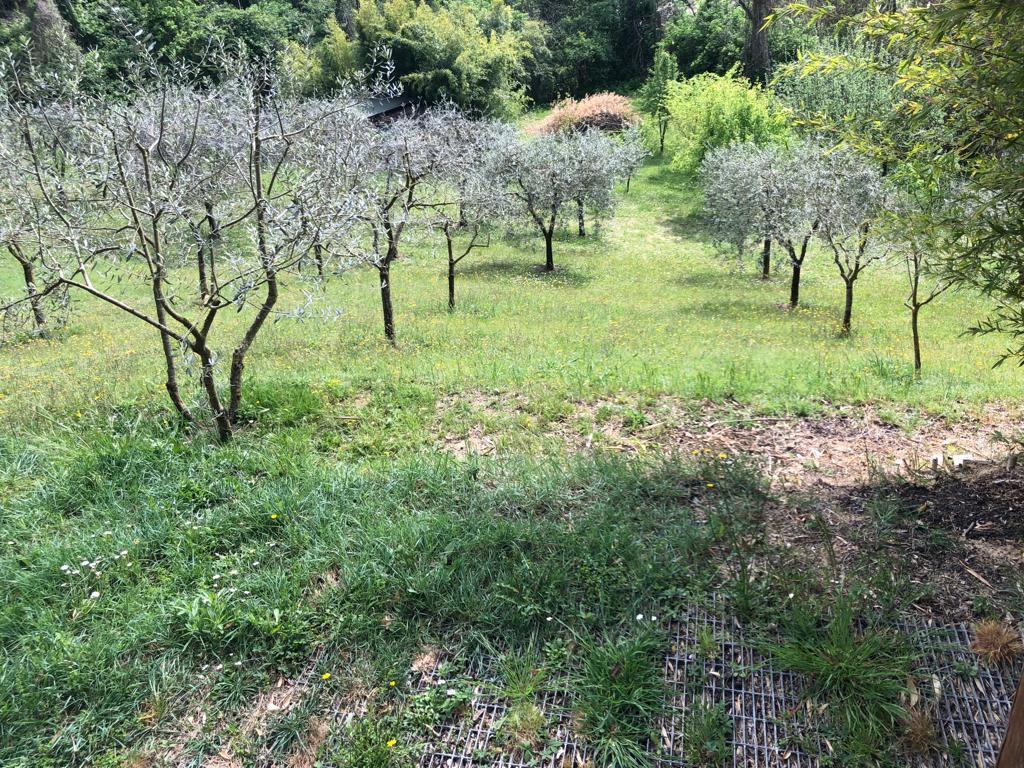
901,706,939,757
771,601,915,763
498,648,547,701
573,631,667,768
327,715,410,768
970,620,1024,665
683,701,731,767
496,700,548,751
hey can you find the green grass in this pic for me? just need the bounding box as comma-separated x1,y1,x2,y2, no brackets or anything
573,631,668,768
0,157,1018,446
771,601,917,765
0,155,1013,767
0,420,765,765
683,702,731,767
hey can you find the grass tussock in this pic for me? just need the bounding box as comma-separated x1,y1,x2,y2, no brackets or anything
970,620,1024,665
573,631,667,768
771,601,916,764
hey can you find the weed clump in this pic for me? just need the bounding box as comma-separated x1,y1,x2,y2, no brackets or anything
573,631,666,768
771,602,915,762
683,701,731,766
328,715,409,768
901,706,938,756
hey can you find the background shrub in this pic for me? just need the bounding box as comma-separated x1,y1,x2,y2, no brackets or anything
534,92,639,135
666,66,788,173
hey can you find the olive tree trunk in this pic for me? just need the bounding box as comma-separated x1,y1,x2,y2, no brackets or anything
379,265,396,342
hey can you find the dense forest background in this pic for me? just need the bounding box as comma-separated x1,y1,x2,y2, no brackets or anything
0,0,839,113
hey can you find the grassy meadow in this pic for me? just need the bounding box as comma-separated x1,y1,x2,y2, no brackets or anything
1,156,1020,767
0,158,1016,440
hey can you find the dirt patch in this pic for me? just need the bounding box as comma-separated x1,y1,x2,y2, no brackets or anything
434,393,1024,621
434,392,1019,492
239,677,308,738
411,645,442,675
898,462,1024,540
285,716,331,768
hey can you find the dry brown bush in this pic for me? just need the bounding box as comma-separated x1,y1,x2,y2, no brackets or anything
531,92,639,135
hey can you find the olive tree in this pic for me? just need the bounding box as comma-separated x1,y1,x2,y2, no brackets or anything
0,173,69,338
812,150,890,334
766,141,824,307
702,140,831,307
0,60,83,339
0,63,364,441
427,114,509,312
495,129,635,271
568,129,641,238
322,109,451,343
700,142,773,275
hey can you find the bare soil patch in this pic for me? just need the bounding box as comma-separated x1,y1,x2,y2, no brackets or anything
898,462,1024,540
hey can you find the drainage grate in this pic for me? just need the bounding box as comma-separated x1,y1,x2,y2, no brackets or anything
410,609,1021,767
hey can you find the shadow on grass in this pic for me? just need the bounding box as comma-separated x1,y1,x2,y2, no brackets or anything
461,258,593,287
460,259,529,279
665,211,715,242
684,297,786,319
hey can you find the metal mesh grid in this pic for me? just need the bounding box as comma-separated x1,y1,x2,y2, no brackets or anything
659,607,821,768
410,610,1021,767
901,622,1021,768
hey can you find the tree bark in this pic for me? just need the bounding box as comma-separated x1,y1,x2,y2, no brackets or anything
151,277,192,424
544,230,554,272
659,119,668,155
842,280,855,334
379,265,396,342
911,304,922,375
760,238,771,280
789,261,801,308
314,240,325,280
448,259,456,312
741,0,772,84
226,273,277,430
15,254,48,332
577,197,586,237
197,342,231,443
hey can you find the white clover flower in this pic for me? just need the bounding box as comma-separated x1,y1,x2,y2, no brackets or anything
636,614,644,621
89,591,100,599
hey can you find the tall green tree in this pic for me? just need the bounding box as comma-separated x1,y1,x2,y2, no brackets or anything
637,45,678,154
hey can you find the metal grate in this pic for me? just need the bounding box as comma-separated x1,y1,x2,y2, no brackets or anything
410,608,1021,767
903,622,1020,768
659,607,820,768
